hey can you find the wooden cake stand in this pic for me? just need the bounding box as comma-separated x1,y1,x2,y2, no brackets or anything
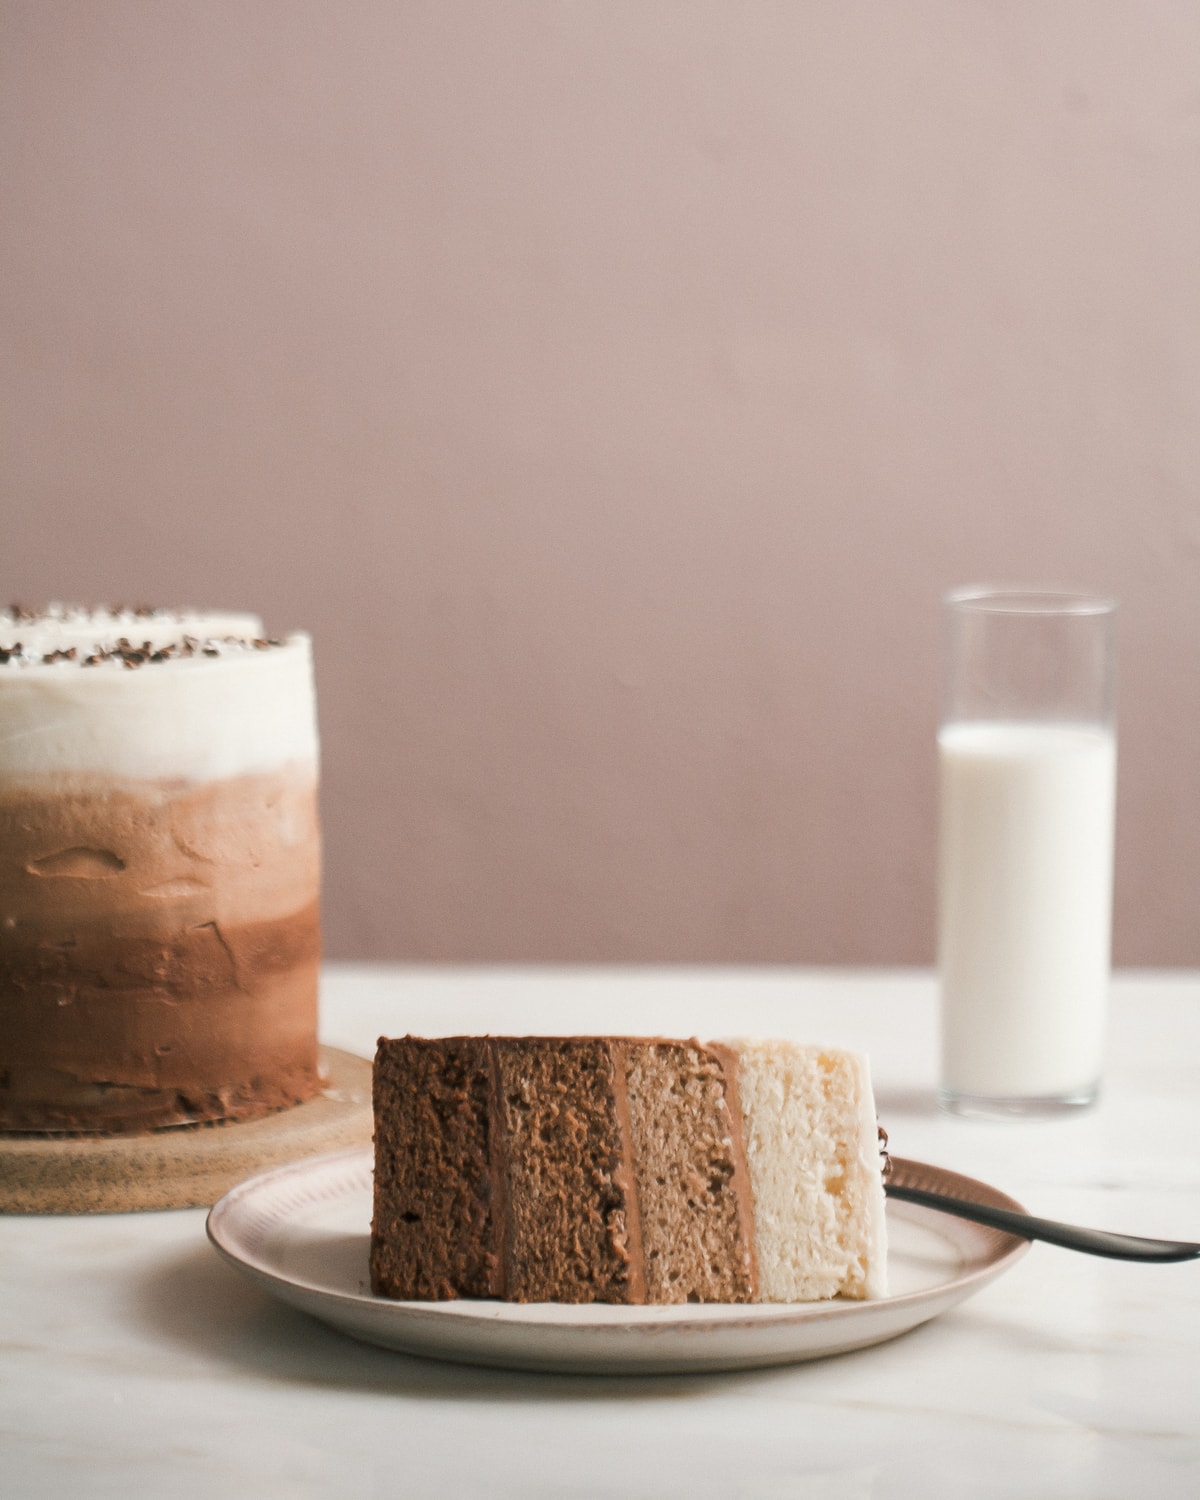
0,1045,373,1214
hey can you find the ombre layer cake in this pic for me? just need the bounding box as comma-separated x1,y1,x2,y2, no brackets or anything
0,607,322,1133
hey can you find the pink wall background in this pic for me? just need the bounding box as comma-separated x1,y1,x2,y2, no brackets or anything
3,2,1199,963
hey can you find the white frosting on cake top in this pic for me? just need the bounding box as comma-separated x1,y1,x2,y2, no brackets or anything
0,608,318,781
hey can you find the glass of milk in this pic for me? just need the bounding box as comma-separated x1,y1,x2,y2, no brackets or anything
938,587,1117,1117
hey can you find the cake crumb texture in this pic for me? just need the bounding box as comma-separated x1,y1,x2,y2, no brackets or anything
729,1040,888,1301
370,1037,497,1300
369,1034,887,1305
497,1039,639,1303
623,1040,756,1302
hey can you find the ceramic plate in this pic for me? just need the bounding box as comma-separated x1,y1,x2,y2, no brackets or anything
207,1147,1030,1374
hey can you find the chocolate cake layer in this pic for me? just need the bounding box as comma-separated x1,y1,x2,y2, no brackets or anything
496,1039,643,1303
371,1038,499,1300
0,768,320,1132
371,1037,644,1303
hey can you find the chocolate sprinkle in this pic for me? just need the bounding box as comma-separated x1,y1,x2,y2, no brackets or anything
1,608,294,668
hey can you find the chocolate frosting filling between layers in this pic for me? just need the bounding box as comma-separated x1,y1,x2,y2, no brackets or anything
484,1039,512,1299
705,1039,760,1300
608,1040,647,1304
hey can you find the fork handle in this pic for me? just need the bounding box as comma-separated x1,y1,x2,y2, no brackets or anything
885,1183,1200,1263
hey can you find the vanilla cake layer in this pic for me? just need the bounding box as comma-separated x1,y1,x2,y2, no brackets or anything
729,1040,888,1301
0,609,321,1133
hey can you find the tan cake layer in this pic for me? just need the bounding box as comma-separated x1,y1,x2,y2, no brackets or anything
621,1039,757,1303
0,768,320,1133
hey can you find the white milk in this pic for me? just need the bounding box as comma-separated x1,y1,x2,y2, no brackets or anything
938,721,1116,1100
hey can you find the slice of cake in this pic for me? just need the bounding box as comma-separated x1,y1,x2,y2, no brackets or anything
370,1035,887,1304
0,605,322,1133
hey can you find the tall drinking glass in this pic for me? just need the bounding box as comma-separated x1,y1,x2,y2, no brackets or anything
938,587,1117,1117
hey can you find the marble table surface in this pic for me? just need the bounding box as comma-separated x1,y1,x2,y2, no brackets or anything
4,965,1199,1499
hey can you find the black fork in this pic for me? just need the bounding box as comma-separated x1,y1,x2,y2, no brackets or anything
885,1181,1200,1263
